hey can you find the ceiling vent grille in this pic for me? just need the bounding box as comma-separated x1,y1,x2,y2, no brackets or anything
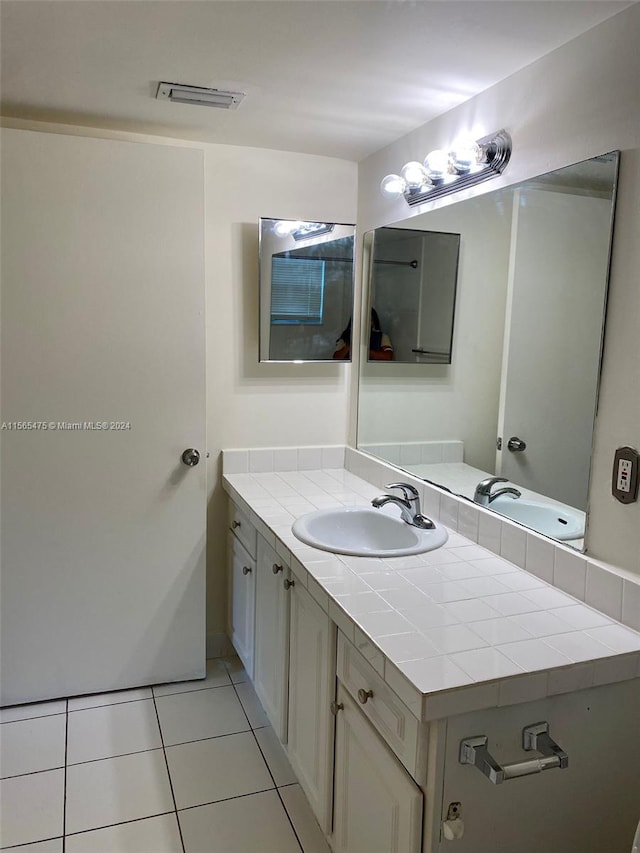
156,82,245,110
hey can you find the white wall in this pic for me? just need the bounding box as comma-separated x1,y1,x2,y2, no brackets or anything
203,143,356,638
354,3,640,575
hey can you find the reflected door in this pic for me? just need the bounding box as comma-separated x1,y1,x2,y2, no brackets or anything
496,188,612,510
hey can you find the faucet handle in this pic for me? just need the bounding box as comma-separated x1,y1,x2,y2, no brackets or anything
478,476,508,491
386,482,420,502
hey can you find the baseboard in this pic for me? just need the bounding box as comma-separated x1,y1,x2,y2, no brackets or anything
206,632,234,659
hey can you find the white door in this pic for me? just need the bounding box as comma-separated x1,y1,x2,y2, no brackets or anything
496,188,612,509
333,685,423,853
1,129,206,705
254,538,290,741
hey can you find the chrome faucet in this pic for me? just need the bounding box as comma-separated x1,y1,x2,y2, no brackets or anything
372,483,435,529
473,476,521,507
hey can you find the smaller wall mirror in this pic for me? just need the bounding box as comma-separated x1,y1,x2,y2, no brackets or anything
366,227,460,363
259,218,356,362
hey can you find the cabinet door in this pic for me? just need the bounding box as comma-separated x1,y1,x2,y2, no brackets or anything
287,582,335,834
333,685,423,853
227,532,255,679
253,537,290,742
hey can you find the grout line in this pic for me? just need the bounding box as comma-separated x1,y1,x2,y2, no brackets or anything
1,835,64,850
0,711,67,725
151,680,235,701
176,786,277,813
229,680,304,853
1,765,66,781
62,699,68,853
65,745,166,768
151,694,186,853
62,810,176,840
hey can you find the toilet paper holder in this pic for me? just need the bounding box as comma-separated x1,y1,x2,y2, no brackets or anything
459,721,568,785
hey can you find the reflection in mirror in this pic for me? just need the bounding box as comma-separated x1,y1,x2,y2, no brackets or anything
366,227,460,363
259,218,355,362
357,153,619,548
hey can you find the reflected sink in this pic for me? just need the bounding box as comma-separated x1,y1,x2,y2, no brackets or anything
291,506,448,557
489,496,584,541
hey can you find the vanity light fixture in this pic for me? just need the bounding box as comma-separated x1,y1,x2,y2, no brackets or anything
156,82,245,110
273,220,335,241
381,129,512,207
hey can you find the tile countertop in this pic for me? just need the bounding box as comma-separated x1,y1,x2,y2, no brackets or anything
222,468,640,722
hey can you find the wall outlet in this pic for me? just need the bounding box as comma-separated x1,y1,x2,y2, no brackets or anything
612,446,639,503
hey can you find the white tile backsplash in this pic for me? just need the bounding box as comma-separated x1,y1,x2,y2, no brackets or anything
586,561,623,620
622,578,640,631
554,548,587,600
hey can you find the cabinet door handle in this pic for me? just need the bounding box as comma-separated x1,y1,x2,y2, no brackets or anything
330,701,344,716
242,566,252,575
357,688,373,705
459,722,568,785
284,578,295,590
232,520,241,530
272,563,283,574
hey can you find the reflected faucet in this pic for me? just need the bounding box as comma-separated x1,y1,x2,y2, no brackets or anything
474,476,521,507
372,482,435,529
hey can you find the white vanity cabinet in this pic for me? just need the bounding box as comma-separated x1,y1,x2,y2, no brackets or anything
287,580,336,834
225,497,640,853
253,537,290,742
227,526,256,679
333,683,424,853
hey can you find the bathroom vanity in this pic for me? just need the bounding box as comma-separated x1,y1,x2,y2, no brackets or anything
224,463,640,853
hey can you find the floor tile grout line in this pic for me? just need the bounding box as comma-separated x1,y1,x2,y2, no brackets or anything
1,834,64,851
1,711,67,725
1,765,67,781
61,726,257,772
229,679,305,853
62,699,68,853
61,810,176,840
151,692,186,853
176,785,277,813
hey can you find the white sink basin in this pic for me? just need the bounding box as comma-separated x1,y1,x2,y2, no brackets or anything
489,496,584,541
291,506,448,557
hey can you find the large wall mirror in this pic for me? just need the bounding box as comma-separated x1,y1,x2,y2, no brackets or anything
259,218,355,362
357,152,619,549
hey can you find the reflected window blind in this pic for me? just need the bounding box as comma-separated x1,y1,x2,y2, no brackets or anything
271,257,325,325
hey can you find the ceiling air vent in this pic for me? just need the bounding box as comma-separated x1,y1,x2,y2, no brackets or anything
156,82,245,110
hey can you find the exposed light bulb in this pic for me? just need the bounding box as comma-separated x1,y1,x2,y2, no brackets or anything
451,139,480,174
401,161,429,189
380,173,407,198
424,149,451,179
274,220,295,237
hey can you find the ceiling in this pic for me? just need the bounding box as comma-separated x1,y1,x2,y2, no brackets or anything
0,1,633,162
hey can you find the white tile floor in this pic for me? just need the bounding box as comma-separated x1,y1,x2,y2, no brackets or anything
0,658,331,853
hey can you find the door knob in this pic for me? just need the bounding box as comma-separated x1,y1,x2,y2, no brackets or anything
272,563,283,574
181,448,201,467
507,437,526,452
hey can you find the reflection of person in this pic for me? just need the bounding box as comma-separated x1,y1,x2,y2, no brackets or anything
333,308,393,361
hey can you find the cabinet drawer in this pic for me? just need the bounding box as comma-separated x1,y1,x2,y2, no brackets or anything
337,631,422,780
228,501,257,559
